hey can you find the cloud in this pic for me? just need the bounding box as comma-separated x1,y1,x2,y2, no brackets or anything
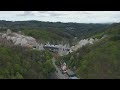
18,11,67,17
46,12,67,17
1,11,120,23
17,11,34,16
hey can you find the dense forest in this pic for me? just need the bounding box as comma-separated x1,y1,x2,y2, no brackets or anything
0,44,55,79
56,23,120,79
0,20,119,79
0,20,109,45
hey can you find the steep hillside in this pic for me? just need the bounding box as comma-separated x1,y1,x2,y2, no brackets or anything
56,23,120,79
0,45,55,79
23,28,74,44
0,20,108,45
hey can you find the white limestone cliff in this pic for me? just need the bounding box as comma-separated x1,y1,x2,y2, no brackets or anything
1,30,37,48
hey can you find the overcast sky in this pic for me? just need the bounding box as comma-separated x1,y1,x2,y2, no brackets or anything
0,11,120,23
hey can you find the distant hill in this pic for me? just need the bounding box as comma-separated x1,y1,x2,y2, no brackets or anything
56,23,120,79
0,20,109,45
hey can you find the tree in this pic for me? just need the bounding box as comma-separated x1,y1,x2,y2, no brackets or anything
15,72,23,79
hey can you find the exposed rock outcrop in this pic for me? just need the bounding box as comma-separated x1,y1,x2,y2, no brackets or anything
1,30,37,48
71,38,99,52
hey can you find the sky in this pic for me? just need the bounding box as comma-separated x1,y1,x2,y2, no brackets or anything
0,11,120,23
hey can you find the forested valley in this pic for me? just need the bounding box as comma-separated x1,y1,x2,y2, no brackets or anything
0,20,120,79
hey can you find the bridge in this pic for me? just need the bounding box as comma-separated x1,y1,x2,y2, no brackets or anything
43,44,70,54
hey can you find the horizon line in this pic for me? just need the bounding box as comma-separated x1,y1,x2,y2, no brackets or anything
0,20,115,24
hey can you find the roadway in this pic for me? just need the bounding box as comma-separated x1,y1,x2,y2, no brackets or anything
52,57,69,79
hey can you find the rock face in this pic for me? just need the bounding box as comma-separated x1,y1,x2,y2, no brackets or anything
15,38,22,45
1,30,37,48
2,34,7,38
6,29,12,35
38,44,44,50
11,37,17,43
6,36,11,40
71,38,99,51
21,38,28,46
